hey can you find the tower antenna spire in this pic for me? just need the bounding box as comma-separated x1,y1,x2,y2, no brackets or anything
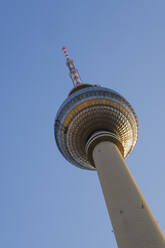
62,47,83,87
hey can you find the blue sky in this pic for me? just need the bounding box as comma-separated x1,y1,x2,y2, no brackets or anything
1,0,165,247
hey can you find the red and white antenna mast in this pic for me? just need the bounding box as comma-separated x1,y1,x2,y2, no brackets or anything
62,47,83,87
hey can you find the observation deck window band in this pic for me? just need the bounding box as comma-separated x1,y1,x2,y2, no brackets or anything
60,99,137,129
86,131,124,168
61,100,136,131
57,87,135,118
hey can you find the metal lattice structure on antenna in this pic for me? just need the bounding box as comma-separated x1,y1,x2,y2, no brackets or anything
62,47,82,87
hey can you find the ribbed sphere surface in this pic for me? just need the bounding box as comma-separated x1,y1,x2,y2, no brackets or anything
55,85,138,170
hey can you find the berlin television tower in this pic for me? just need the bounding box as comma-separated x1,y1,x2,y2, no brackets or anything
54,47,165,248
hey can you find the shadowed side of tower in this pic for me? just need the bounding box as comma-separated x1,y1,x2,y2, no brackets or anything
54,48,165,248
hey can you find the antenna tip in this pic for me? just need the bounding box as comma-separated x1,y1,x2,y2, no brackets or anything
62,46,70,61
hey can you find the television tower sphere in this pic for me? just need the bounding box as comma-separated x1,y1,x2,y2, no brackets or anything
55,82,138,170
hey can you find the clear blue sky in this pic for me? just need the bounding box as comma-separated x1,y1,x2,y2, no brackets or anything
1,0,165,247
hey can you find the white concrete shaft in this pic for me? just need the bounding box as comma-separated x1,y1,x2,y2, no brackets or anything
93,141,165,248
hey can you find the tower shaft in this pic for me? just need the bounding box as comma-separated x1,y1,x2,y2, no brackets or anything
93,141,165,248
